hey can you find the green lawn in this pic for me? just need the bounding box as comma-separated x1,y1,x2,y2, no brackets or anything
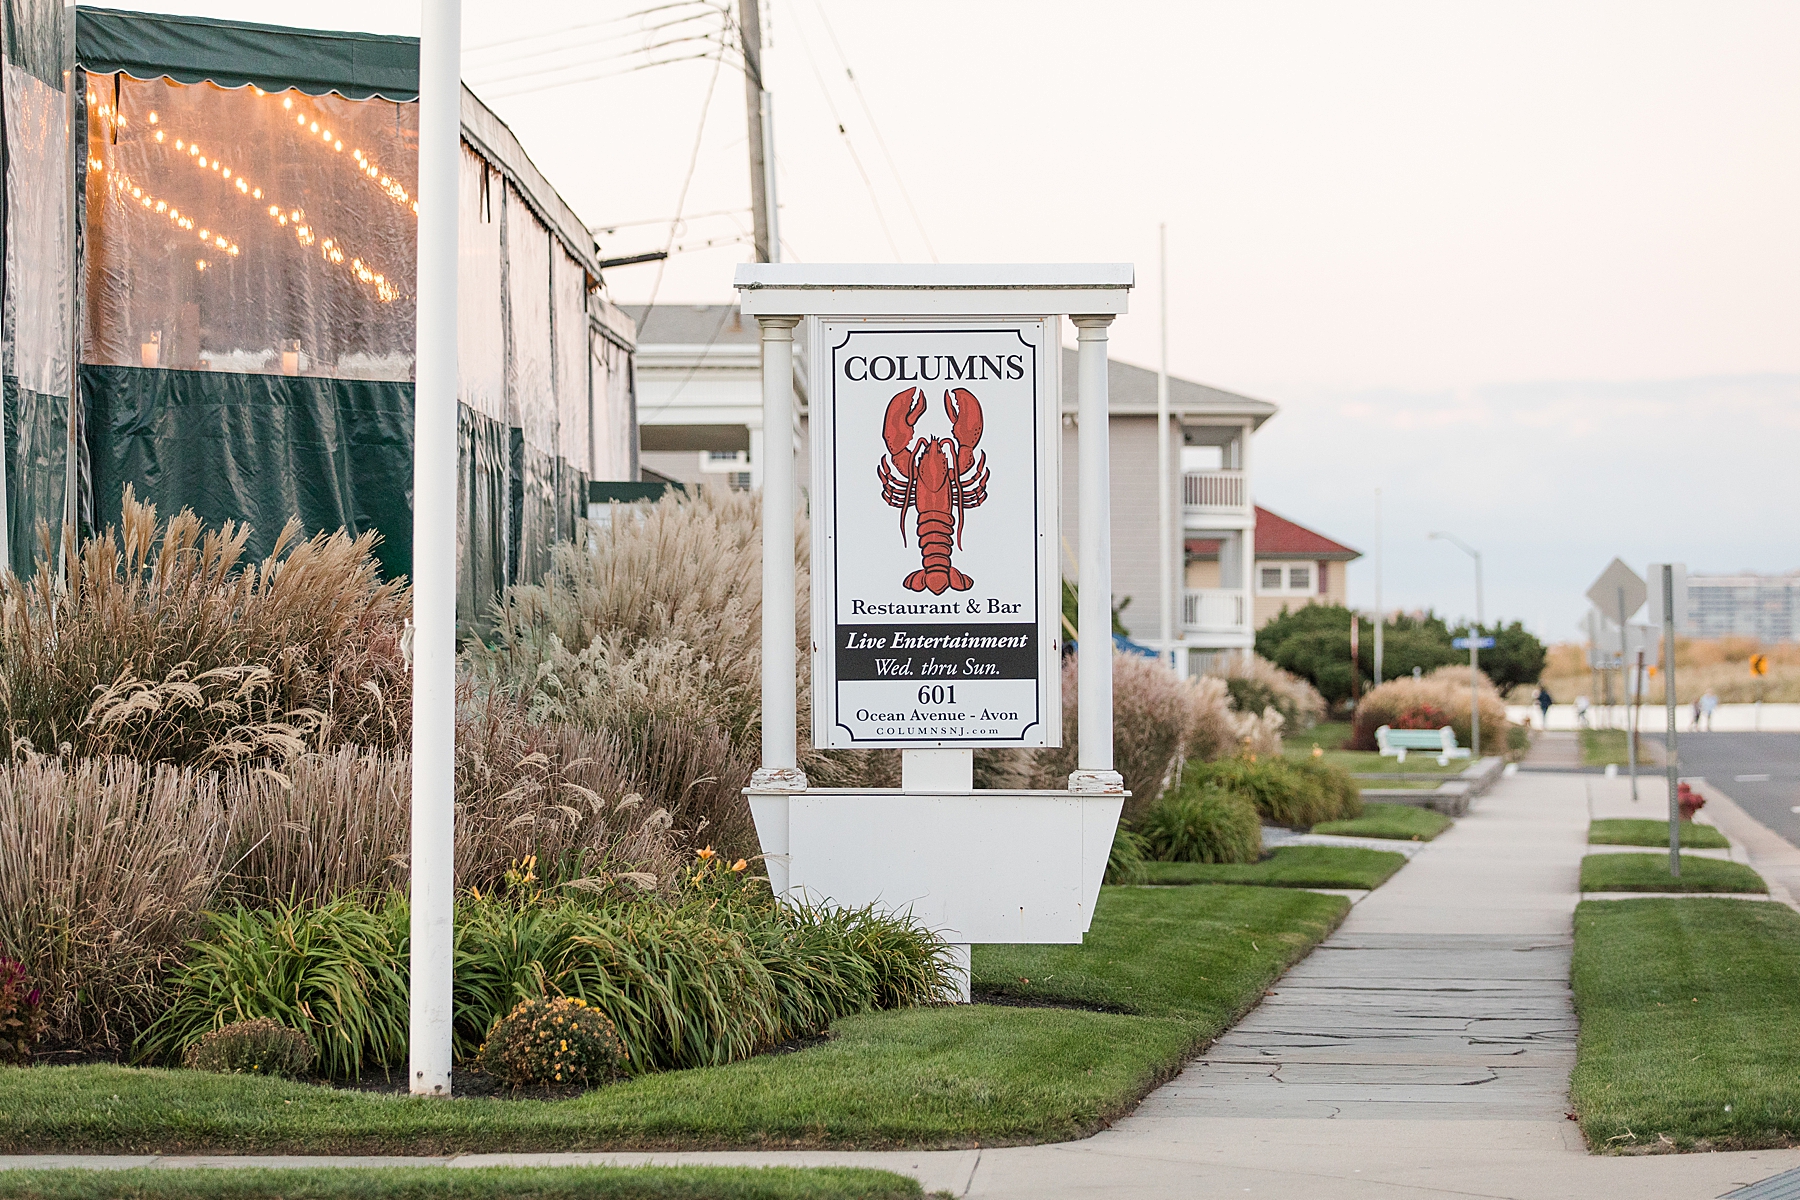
0,886,1344,1155
1288,721,1353,751
1580,853,1767,894
1589,819,1730,850
1290,749,1463,776
1136,846,1406,890
1312,802,1452,842
973,884,1347,1019
1572,898,1800,1151
0,1167,920,1200
1581,728,1638,766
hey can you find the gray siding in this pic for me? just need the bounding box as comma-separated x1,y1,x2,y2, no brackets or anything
1060,413,1177,642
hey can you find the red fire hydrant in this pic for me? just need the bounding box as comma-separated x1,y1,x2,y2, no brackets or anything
1677,781,1705,822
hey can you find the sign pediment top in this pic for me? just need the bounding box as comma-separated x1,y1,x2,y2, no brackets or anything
735,263,1133,318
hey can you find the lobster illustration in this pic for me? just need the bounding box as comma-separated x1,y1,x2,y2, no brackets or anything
876,386,989,593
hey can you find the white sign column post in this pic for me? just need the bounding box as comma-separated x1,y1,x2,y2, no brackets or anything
408,0,460,1097
1070,316,1122,794
738,264,1132,1008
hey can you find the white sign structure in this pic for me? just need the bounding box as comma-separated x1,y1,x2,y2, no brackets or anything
811,319,1061,748
735,265,1133,1000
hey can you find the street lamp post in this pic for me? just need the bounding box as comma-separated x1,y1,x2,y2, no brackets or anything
1429,532,1484,759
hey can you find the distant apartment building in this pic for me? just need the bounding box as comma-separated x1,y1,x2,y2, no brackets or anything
1685,572,1800,642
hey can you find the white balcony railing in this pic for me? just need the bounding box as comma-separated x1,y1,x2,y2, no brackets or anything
1183,468,1246,510
1182,588,1248,632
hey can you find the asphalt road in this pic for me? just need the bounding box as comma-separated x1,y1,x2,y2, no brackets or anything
1644,732,1800,849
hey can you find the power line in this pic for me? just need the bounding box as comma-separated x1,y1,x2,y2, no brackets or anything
810,1,937,262
464,1,723,53
465,5,721,72
634,49,727,339
784,2,901,261
469,30,728,86
480,49,731,100
592,206,752,234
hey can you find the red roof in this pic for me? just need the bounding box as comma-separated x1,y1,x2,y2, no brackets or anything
1254,506,1360,559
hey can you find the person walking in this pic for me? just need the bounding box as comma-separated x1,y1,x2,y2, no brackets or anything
1536,685,1553,728
1701,690,1720,731
1692,696,1704,731
1575,694,1590,729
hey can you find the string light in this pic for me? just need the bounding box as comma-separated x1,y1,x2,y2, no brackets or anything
86,86,405,302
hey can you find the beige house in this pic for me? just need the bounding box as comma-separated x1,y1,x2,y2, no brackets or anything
1186,506,1360,631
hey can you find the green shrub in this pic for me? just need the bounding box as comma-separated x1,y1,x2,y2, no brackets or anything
139,897,410,1079
1105,825,1149,884
1139,783,1262,864
1284,756,1362,821
476,996,625,1087
140,883,950,1079
0,956,45,1064
182,1018,314,1077
1175,755,1359,830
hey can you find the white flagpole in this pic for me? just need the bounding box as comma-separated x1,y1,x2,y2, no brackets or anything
409,0,461,1097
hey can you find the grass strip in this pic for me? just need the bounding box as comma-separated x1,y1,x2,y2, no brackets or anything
0,1008,1193,1154
1287,722,1353,751
1580,853,1766,894
1572,898,1800,1151
1589,819,1730,850
1,886,1343,1155
1284,749,1461,776
1581,728,1634,766
974,884,1347,1019
0,1166,920,1200
1311,802,1452,842
1136,846,1405,890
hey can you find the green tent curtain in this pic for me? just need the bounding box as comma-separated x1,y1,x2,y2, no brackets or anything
75,7,418,100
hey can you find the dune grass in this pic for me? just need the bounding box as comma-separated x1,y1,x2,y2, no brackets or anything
1311,802,1452,842
1572,898,1800,1151
1136,846,1406,890
1580,853,1766,894
0,1166,920,1200
0,886,1344,1155
1588,819,1729,850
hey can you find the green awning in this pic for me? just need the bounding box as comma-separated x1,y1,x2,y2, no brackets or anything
75,7,419,101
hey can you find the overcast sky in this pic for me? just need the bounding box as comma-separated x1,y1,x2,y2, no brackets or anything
130,1,1800,636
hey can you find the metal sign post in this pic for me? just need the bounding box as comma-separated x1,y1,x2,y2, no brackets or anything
737,264,1132,1002
1452,634,1496,755
1660,566,1680,876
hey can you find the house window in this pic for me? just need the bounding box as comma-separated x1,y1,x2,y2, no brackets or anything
1259,561,1322,597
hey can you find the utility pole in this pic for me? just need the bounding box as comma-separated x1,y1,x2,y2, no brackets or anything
1157,223,1174,674
1661,565,1680,878
738,0,778,263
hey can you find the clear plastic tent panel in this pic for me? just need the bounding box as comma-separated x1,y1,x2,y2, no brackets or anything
553,244,588,474
1,0,74,575
456,146,503,421
503,182,553,451
82,76,418,380
591,332,633,481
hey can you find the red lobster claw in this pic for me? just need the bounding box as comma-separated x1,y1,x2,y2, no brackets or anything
945,388,984,473
883,387,926,464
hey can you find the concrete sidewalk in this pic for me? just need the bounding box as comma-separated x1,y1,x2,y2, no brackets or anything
12,772,1800,1197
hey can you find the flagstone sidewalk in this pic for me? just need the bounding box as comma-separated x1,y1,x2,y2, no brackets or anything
11,770,1800,1197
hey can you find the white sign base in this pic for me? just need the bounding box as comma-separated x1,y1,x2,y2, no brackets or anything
748,790,1122,945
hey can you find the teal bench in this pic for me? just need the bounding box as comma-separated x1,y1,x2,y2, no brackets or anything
1375,725,1472,766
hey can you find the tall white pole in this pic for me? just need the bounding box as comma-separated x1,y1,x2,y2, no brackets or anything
1661,566,1680,878
1071,316,1123,793
1372,487,1382,685
409,0,460,1098
760,93,781,262
1471,548,1483,758
751,316,807,792
1156,225,1173,675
